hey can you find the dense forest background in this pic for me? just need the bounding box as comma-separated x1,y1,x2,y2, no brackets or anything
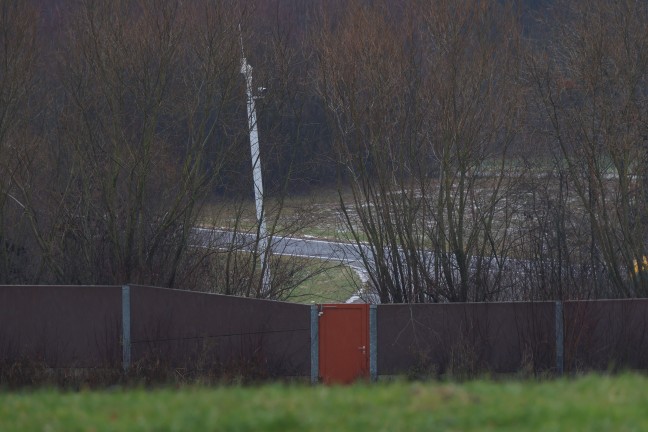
1,0,646,303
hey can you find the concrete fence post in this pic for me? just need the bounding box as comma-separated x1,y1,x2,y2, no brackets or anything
310,305,319,384
369,304,377,382
122,285,131,372
555,300,564,375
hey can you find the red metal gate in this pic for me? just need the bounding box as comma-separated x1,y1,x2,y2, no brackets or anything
318,304,369,384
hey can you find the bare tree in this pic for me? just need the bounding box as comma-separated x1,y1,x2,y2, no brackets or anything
316,0,524,303
0,0,40,283
0,0,336,300
418,0,525,302
528,0,648,298
45,0,243,286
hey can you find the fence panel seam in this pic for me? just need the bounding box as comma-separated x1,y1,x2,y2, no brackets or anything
310,305,319,384
370,304,377,382
122,284,131,372
555,300,564,375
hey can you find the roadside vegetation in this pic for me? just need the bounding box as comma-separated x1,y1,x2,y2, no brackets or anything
1,374,647,431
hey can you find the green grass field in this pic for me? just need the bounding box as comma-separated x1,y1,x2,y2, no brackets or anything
285,261,360,304
2,374,647,431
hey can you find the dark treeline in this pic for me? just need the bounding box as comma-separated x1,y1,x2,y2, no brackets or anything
1,0,647,302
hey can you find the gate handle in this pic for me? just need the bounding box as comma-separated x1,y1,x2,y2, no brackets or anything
358,345,366,354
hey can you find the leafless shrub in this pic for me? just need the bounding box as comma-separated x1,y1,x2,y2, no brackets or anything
316,0,525,303
527,0,648,299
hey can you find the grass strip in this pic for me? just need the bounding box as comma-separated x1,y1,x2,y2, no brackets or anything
1,374,647,431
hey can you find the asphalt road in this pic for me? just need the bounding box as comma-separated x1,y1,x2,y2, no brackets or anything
191,227,530,303
192,227,371,281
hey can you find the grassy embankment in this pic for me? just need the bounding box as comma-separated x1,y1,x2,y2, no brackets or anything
1,374,647,431
285,258,360,304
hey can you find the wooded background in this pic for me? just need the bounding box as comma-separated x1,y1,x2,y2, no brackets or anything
1,0,646,302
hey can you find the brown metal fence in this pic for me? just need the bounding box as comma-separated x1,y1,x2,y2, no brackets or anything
0,285,311,378
2,285,648,380
563,299,648,372
129,285,310,376
0,285,122,368
376,302,556,376
374,299,648,377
